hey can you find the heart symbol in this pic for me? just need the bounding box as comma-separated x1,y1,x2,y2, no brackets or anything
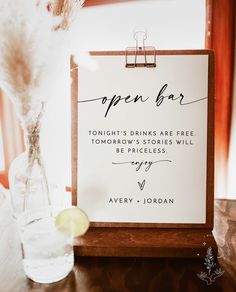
138,179,146,191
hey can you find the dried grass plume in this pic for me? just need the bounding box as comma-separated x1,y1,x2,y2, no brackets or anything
0,0,82,128
48,0,84,31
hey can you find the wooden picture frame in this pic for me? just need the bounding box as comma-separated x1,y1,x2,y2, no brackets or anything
71,50,217,257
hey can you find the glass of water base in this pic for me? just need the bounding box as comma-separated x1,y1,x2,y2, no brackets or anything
17,207,74,284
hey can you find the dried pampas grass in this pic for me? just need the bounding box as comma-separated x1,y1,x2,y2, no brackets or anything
0,0,83,209
0,0,55,127
0,0,82,197
0,0,82,128
0,1,87,193
49,0,84,31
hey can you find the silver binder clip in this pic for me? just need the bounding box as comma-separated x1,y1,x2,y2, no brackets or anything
126,27,156,68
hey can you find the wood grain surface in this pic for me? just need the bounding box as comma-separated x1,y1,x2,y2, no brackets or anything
74,228,217,258
0,195,235,292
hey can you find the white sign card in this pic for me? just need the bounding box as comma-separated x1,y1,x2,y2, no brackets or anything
75,51,213,225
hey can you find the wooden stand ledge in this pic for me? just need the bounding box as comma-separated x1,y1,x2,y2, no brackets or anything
74,228,217,258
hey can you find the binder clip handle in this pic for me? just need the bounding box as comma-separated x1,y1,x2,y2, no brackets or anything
126,27,156,68
133,26,147,50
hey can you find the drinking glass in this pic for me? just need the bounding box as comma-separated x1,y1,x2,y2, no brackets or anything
17,206,74,283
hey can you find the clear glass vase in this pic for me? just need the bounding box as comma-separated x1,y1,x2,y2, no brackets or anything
9,155,48,217
9,116,64,218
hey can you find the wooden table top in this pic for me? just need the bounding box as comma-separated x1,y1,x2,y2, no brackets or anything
0,191,235,292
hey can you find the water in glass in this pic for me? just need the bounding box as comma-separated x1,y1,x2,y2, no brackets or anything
19,209,74,283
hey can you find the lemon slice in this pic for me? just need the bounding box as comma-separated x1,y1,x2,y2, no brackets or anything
55,207,90,237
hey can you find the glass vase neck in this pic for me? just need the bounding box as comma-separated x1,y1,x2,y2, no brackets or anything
23,121,41,156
